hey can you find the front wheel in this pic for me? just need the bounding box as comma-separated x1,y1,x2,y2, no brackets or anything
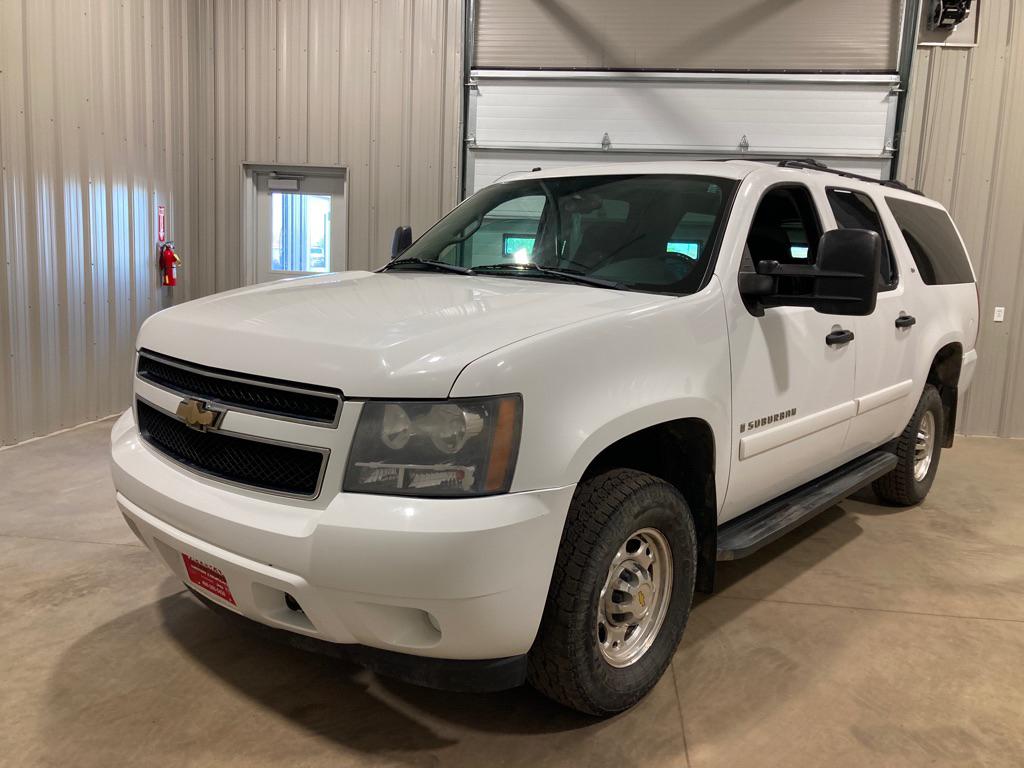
527,469,697,716
873,384,944,505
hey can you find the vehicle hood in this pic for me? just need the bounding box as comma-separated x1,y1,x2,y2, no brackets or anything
138,271,661,398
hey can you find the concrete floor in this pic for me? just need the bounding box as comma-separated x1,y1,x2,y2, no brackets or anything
2,420,1024,768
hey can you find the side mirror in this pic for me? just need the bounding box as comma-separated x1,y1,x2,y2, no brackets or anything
813,228,881,316
391,225,413,259
738,228,881,317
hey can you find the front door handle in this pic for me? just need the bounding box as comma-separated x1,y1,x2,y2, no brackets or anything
826,328,855,346
895,314,917,329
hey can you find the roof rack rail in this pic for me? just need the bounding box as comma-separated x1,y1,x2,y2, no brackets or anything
777,158,924,196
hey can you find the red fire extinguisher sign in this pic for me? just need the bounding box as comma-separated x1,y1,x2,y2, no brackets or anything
157,205,166,243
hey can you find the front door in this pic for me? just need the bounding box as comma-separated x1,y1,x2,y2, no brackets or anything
720,183,858,521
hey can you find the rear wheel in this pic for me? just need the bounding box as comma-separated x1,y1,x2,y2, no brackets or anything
873,384,944,505
527,469,697,716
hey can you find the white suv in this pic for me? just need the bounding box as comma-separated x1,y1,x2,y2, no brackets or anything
111,159,979,715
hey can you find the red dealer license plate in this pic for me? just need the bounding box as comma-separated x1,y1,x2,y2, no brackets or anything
182,553,236,605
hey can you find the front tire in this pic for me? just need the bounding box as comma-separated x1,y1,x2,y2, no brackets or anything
873,384,944,505
527,469,697,716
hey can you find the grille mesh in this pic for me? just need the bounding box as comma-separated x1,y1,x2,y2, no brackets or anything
137,351,340,424
137,400,326,497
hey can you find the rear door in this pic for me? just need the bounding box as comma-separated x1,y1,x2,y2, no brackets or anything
825,187,920,454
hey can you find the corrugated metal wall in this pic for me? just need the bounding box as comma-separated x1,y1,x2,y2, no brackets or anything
474,0,902,72
198,0,463,291
0,0,463,447
9,0,1020,442
898,0,1024,437
0,0,203,446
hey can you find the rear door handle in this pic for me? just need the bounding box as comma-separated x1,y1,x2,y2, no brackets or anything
895,314,917,329
826,329,855,346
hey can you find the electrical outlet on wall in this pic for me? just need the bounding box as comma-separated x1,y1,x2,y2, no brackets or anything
994,306,1005,322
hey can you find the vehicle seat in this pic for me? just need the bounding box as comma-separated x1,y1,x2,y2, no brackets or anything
569,221,632,269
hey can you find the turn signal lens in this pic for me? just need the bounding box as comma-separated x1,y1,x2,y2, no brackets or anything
484,396,520,492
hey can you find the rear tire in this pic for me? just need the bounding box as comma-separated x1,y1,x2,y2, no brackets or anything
527,469,697,716
873,384,944,506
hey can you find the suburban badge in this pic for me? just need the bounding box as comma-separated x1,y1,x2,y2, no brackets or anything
739,408,797,434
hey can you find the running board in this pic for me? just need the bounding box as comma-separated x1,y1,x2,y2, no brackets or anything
716,450,897,561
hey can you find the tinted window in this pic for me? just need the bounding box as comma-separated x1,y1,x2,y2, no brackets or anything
885,197,974,285
746,186,822,267
745,185,822,296
827,188,898,290
398,175,736,295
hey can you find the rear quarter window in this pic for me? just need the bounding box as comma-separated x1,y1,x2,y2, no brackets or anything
885,197,974,285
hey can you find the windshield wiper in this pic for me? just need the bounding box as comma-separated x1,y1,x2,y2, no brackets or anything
381,257,475,275
473,263,625,290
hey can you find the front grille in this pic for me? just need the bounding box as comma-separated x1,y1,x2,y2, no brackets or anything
137,400,327,497
137,350,341,425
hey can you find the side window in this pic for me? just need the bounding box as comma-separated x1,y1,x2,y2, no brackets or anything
746,185,823,267
745,185,823,295
826,188,898,291
885,197,974,285
441,194,546,266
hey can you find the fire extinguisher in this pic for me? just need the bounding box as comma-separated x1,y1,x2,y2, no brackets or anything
159,241,181,287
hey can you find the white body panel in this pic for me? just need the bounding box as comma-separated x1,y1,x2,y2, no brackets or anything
451,281,732,498
137,271,660,399
111,160,980,662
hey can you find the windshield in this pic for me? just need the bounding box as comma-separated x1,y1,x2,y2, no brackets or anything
394,174,737,294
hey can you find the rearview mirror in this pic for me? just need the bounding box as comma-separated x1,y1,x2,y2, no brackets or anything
813,228,881,316
738,228,881,317
391,225,412,259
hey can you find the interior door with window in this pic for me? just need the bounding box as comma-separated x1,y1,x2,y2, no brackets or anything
827,188,920,454
721,184,859,521
253,172,347,283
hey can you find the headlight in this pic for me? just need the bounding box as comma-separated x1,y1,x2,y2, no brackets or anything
343,395,522,497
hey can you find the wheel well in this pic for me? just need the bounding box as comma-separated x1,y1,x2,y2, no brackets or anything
928,343,963,447
582,419,718,594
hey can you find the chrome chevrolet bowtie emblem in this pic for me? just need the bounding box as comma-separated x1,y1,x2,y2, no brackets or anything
176,398,225,432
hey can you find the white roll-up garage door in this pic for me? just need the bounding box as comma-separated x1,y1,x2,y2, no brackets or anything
465,71,900,192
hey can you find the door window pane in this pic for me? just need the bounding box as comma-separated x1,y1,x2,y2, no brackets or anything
747,187,822,267
271,193,331,272
827,188,898,290
745,185,823,295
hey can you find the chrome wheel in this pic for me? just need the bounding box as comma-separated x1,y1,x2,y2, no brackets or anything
596,527,673,668
914,410,936,482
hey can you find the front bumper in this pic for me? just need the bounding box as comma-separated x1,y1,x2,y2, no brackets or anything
190,588,529,692
111,410,574,664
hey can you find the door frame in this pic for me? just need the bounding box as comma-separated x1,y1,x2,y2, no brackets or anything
241,162,349,286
